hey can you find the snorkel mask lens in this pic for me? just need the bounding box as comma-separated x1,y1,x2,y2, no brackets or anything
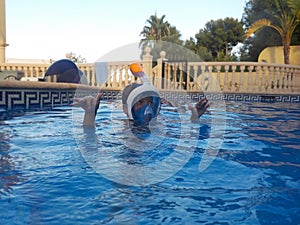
131,96,160,125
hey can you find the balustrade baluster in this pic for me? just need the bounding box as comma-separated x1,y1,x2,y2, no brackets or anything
186,64,191,91
155,58,163,90
224,65,229,92
286,67,290,92
179,64,184,90
286,67,292,92
20,66,26,78
106,65,112,88
239,65,245,92
281,67,285,92
124,65,129,87
91,66,97,86
274,66,279,91
267,66,273,93
173,63,177,89
38,67,44,80
86,67,92,86
115,66,120,88
279,67,284,92
293,67,298,92
205,65,211,92
215,65,222,91
113,65,118,88
192,65,198,91
28,66,32,78
247,65,254,92
162,63,167,90
284,67,289,92
201,65,207,91
285,67,290,92
117,67,122,88
232,65,237,91
290,68,295,92
34,67,38,78
253,65,260,92
260,65,266,92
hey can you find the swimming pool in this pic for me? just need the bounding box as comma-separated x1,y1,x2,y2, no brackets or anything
0,100,299,224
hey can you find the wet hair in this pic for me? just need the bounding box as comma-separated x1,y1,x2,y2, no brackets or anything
121,83,142,104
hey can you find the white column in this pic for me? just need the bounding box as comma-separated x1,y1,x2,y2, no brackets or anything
0,0,7,63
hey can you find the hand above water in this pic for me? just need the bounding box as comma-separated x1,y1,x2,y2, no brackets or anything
71,93,102,126
71,93,102,114
188,98,209,122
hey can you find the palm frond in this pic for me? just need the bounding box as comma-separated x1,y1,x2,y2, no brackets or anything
245,19,272,38
286,0,300,20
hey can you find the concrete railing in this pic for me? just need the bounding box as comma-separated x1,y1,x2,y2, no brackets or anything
0,63,49,80
153,61,300,94
1,56,299,94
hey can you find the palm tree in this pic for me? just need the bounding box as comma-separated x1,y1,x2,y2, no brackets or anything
140,13,170,48
245,0,299,64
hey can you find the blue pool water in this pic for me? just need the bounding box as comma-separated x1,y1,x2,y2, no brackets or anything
0,100,299,225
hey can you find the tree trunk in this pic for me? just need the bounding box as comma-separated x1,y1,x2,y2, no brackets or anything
283,41,290,64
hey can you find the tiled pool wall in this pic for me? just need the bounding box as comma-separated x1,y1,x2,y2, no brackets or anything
161,91,300,103
0,87,299,117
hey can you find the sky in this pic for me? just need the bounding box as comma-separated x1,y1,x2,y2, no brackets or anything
5,0,247,62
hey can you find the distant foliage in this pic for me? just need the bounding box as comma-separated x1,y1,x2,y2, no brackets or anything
241,0,300,62
139,0,299,62
66,52,87,63
194,17,244,61
140,15,244,61
140,13,183,60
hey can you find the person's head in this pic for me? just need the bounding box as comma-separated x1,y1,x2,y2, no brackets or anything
122,83,161,125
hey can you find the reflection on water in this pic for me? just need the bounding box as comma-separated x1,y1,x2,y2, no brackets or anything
0,125,23,196
0,102,299,224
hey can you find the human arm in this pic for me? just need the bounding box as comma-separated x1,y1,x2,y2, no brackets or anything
71,93,102,126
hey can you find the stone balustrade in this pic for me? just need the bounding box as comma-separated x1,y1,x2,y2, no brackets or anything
154,61,300,94
1,58,299,94
0,63,50,81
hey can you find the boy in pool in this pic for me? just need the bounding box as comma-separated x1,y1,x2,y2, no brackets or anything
71,63,209,127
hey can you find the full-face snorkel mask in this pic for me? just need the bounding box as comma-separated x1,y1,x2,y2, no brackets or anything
125,63,161,125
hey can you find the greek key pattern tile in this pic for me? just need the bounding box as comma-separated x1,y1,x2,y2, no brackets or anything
0,89,76,110
0,89,299,112
160,92,300,103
